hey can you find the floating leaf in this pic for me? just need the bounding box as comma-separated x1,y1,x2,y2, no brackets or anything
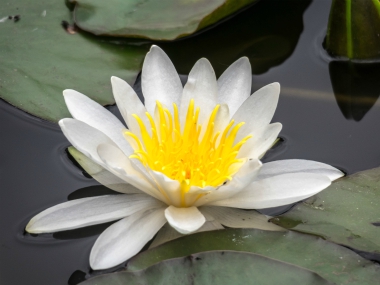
127,229,380,284
71,0,259,40
0,0,147,122
329,61,380,121
272,167,380,261
82,251,332,285
325,0,380,59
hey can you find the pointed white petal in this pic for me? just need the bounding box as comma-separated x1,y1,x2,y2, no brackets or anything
142,45,182,115
237,123,282,159
200,206,285,231
69,147,141,194
213,103,230,136
210,173,331,209
26,194,163,234
164,206,206,234
97,144,166,202
232,83,280,143
217,57,252,116
150,171,180,206
59,118,116,165
90,207,166,270
194,158,262,206
180,58,218,135
149,220,224,248
255,159,344,181
63,89,133,156
111,76,150,137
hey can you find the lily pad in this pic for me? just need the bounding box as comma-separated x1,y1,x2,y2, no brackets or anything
82,251,332,285
325,0,380,59
0,0,147,122
71,0,259,40
272,167,380,261
127,229,380,284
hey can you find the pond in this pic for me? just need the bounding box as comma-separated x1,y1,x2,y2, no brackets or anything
1,0,380,284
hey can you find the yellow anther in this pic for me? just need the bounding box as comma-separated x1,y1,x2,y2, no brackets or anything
125,99,251,197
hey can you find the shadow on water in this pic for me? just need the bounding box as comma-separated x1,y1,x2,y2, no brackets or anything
329,61,380,121
159,0,312,76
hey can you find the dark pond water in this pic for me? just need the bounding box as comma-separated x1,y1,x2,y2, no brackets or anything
2,0,380,284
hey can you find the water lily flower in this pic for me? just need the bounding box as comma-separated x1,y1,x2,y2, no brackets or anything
26,46,343,270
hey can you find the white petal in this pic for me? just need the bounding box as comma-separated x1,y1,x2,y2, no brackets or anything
97,144,166,202
200,206,285,231
70,147,141,194
237,123,282,159
255,159,344,181
111,76,150,137
180,58,218,136
150,171,180,206
164,206,206,234
26,194,163,234
149,220,224,248
194,158,262,206
232,82,280,143
59,118,116,165
63,89,133,156
210,173,331,209
213,103,230,136
142,45,182,115
217,57,252,116
90,207,166,270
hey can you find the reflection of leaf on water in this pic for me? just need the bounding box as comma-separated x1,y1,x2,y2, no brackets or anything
329,61,380,121
160,0,311,76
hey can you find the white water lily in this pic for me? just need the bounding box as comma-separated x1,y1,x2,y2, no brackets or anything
26,46,343,270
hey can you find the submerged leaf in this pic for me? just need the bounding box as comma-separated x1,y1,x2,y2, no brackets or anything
71,0,260,40
272,167,380,261
82,251,333,285
127,229,380,285
0,0,147,122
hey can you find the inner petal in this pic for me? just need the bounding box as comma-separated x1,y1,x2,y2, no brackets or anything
123,99,251,207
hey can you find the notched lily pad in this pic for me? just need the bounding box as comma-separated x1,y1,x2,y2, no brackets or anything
0,0,147,122
82,251,332,285
127,229,380,285
71,0,259,40
272,167,380,262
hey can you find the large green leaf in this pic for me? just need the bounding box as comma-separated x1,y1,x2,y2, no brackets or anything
325,0,380,59
127,229,380,284
71,0,259,40
0,0,147,122
82,251,332,285
272,167,380,261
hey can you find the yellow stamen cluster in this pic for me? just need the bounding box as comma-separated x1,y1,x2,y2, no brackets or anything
124,99,251,193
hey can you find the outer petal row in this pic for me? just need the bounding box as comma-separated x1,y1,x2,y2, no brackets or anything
26,194,164,233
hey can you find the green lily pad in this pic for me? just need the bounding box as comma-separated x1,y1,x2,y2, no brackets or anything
71,0,259,40
272,167,380,261
0,0,147,122
82,251,332,285
325,0,380,59
127,229,380,284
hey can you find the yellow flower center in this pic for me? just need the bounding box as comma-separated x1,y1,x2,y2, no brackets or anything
124,99,251,206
